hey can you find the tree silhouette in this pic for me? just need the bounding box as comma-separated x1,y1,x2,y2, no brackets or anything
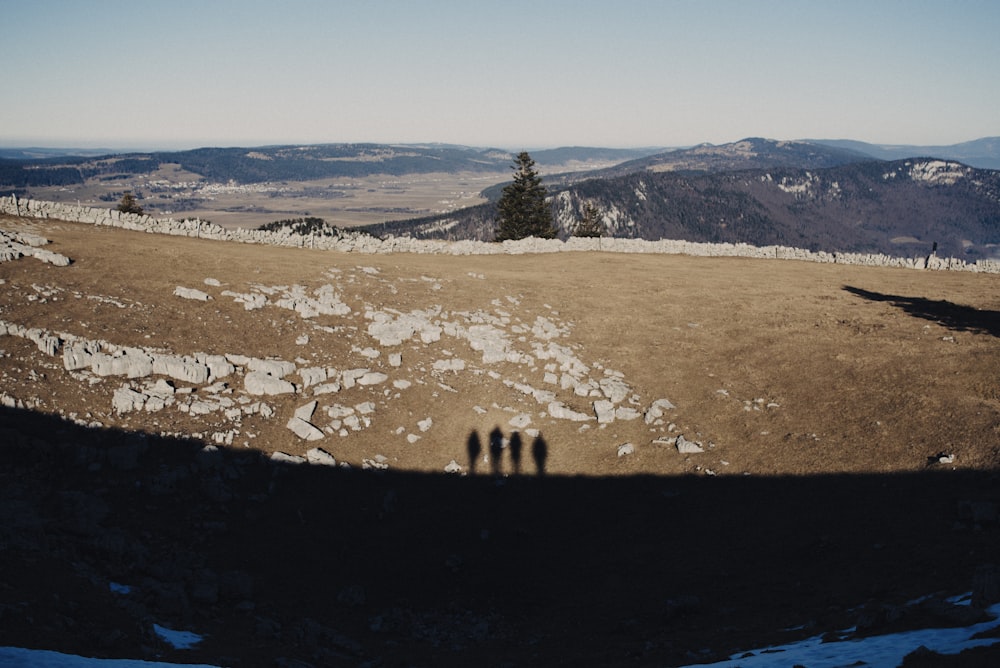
572,202,603,238
494,152,556,241
116,191,144,215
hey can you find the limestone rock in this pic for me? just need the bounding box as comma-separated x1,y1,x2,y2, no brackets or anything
593,399,616,423
246,358,296,378
151,354,210,385
294,401,318,421
548,401,592,422
270,451,306,464
173,286,212,301
306,447,337,466
245,371,296,396
287,416,324,441
644,398,676,425
112,386,147,413
357,371,388,386
676,435,704,454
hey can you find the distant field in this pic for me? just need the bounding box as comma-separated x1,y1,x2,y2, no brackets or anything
26,165,508,230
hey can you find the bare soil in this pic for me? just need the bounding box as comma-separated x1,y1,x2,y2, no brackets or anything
1,215,999,666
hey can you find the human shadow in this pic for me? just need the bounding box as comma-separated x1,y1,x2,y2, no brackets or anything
468,428,544,477
844,285,1000,338
508,431,523,475
2,405,999,667
466,429,482,474
532,433,548,477
488,426,504,476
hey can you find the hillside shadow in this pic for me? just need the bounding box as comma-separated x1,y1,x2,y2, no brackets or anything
1,406,999,667
844,285,1000,338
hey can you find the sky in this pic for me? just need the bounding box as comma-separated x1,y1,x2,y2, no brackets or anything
2,0,999,151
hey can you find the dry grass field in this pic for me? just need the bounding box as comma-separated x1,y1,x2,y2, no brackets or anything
2,214,1000,666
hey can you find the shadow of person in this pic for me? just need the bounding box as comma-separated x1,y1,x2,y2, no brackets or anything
532,433,548,477
467,430,482,475
509,431,523,475
488,426,504,476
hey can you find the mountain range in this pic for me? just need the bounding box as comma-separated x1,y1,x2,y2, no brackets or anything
375,139,1000,261
2,137,999,258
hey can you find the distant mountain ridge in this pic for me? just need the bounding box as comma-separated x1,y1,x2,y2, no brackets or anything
808,137,1000,170
0,143,662,191
371,147,1000,261
571,137,873,180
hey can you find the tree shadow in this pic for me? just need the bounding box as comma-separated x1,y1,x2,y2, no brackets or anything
844,285,1000,338
2,405,999,667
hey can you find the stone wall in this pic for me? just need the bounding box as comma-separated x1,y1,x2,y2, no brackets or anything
2,194,998,273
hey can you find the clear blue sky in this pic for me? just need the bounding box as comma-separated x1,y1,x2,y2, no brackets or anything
3,0,998,150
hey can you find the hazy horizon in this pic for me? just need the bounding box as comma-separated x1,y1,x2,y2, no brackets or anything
4,0,998,150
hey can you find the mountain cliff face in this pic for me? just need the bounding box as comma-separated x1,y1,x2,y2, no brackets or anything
374,151,1000,260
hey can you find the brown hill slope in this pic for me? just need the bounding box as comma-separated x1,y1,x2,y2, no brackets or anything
2,215,1000,666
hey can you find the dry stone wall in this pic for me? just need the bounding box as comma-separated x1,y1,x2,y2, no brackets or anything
2,194,998,273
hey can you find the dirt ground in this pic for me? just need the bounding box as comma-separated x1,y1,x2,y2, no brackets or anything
2,216,999,666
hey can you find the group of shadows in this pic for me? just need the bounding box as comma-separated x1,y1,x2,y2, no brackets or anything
466,427,547,476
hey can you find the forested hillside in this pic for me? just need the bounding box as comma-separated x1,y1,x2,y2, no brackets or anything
373,157,1000,260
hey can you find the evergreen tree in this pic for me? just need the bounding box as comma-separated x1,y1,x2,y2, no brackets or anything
494,152,556,241
116,191,144,215
572,202,604,238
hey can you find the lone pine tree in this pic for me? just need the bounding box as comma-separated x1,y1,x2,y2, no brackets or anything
572,202,604,238
116,191,144,216
494,152,557,241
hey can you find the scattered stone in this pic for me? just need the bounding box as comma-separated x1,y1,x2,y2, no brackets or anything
357,371,388,385
285,417,323,441
548,401,592,422
243,371,295,396
509,413,532,429
173,286,212,301
112,386,147,413
305,447,337,466
644,398,676,424
617,443,635,457
247,358,296,378
432,358,466,372
294,400,318,421
298,367,328,388
676,435,705,454
593,400,616,423
615,406,641,421
270,451,306,464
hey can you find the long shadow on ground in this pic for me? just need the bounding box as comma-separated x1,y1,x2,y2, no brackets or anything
1,406,999,667
844,285,1000,338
